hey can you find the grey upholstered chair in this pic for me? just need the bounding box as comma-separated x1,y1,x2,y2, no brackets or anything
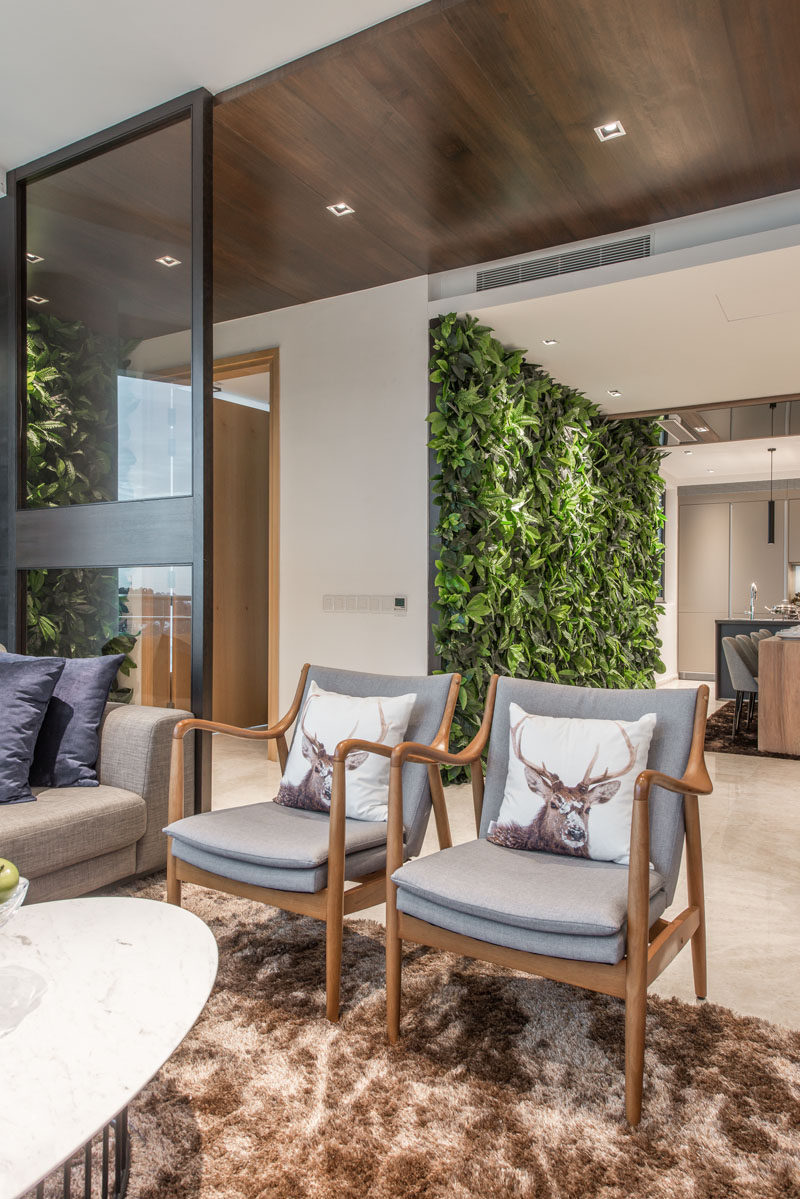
735,633,759,677
723,637,758,734
750,628,772,647
165,663,460,1020
385,676,711,1125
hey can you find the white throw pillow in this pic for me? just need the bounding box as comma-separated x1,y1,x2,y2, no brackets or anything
275,680,417,822
487,703,656,863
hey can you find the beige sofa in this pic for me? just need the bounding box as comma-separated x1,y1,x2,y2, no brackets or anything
2,702,194,903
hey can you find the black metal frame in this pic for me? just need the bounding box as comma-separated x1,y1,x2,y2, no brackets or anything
32,1106,130,1199
0,90,213,807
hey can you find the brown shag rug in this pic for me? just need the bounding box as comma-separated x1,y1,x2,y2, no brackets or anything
705,701,799,760
119,878,800,1199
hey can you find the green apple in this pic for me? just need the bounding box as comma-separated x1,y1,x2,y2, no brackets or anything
0,858,20,899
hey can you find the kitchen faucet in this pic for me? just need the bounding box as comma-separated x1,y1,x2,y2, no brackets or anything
749,581,757,620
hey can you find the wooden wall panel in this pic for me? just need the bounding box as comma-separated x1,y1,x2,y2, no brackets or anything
212,396,269,726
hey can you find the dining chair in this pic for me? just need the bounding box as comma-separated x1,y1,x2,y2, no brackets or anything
384,676,711,1125
165,663,460,1020
723,637,758,733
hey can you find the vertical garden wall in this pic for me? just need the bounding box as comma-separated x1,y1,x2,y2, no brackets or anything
429,313,665,755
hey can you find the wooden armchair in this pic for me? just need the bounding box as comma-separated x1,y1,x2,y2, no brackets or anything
385,676,711,1124
165,663,460,1020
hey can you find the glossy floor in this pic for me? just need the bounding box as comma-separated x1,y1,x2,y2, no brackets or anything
210,701,800,1031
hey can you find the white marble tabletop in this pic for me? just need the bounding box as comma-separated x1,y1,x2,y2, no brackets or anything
0,897,218,1199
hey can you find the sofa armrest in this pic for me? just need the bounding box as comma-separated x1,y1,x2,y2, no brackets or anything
98,703,194,875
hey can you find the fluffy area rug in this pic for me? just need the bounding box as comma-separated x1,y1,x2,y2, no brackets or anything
704,701,799,760
116,879,799,1199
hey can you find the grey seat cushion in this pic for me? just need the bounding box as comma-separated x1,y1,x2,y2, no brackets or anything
396,889,667,966
4,786,147,880
392,839,665,938
165,800,388,870
171,840,392,894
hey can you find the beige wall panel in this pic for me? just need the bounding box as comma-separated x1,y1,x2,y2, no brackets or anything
678,503,730,614
678,612,718,675
789,499,800,564
730,500,786,615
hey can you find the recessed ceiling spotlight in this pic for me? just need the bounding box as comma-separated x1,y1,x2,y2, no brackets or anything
326,202,355,216
707,468,715,474
594,120,626,142
156,254,182,268
695,425,710,433
683,450,693,456
607,388,622,397
25,251,44,264
27,294,49,304
542,337,558,345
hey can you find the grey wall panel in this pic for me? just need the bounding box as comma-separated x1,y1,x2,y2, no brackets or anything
15,497,193,568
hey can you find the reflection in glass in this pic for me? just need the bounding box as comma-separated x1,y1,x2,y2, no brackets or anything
24,565,192,710
23,117,192,508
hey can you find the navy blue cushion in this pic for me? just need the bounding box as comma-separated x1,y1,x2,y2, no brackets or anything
28,655,125,788
0,656,65,804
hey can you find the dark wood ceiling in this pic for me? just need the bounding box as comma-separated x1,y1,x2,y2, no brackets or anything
212,0,800,323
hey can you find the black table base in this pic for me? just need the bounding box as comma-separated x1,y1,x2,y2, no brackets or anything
29,1108,130,1199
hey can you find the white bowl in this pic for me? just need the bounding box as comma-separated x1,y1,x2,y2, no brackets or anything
0,878,29,928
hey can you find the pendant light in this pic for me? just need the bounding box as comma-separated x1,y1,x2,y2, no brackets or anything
767,403,776,544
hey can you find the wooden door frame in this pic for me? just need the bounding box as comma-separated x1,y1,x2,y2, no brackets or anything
157,348,280,741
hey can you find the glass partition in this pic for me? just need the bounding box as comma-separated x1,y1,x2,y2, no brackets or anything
23,117,192,508
24,565,192,710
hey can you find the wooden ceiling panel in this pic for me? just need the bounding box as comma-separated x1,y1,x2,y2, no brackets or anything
212,0,800,323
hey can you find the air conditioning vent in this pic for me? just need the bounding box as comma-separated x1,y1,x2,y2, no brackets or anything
655,415,699,445
476,234,652,292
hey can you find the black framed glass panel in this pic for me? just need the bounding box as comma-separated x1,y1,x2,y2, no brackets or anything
23,118,192,508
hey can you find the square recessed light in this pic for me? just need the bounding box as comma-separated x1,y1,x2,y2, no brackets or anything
326,202,355,216
26,251,44,264
607,388,622,397
706,468,715,474
156,254,181,268
542,337,558,345
27,294,49,305
594,120,626,142
683,450,693,456
694,425,710,432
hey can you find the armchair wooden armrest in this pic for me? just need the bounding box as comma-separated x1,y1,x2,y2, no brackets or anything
167,665,310,824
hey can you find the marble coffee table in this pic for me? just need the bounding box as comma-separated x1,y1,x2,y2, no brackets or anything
0,897,218,1199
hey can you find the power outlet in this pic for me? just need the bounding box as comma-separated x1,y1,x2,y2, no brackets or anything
322,593,408,616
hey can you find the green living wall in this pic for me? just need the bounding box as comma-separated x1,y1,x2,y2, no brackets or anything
429,313,664,756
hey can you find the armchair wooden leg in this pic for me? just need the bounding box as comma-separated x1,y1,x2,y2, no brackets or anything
684,794,707,1000
325,912,343,1023
624,966,647,1126
166,841,182,907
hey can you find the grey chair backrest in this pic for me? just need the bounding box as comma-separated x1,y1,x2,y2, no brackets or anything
293,665,456,856
481,678,698,905
722,638,757,694
735,634,759,676
750,629,771,650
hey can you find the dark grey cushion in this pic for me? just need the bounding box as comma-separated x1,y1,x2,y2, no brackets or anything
0,657,64,804
165,800,388,869
292,666,457,856
392,839,665,937
14,654,125,788
481,679,697,904
396,889,667,966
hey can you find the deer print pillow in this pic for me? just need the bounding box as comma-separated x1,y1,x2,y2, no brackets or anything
275,681,417,822
487,704,656,864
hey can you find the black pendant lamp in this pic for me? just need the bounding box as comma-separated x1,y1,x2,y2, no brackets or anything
767,403,776,544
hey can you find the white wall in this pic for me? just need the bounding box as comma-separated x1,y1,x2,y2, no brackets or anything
656,484,679,683
208,277,431,710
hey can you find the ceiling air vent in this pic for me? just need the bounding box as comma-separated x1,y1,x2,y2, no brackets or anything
654,414,699,445
476,234,652,292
